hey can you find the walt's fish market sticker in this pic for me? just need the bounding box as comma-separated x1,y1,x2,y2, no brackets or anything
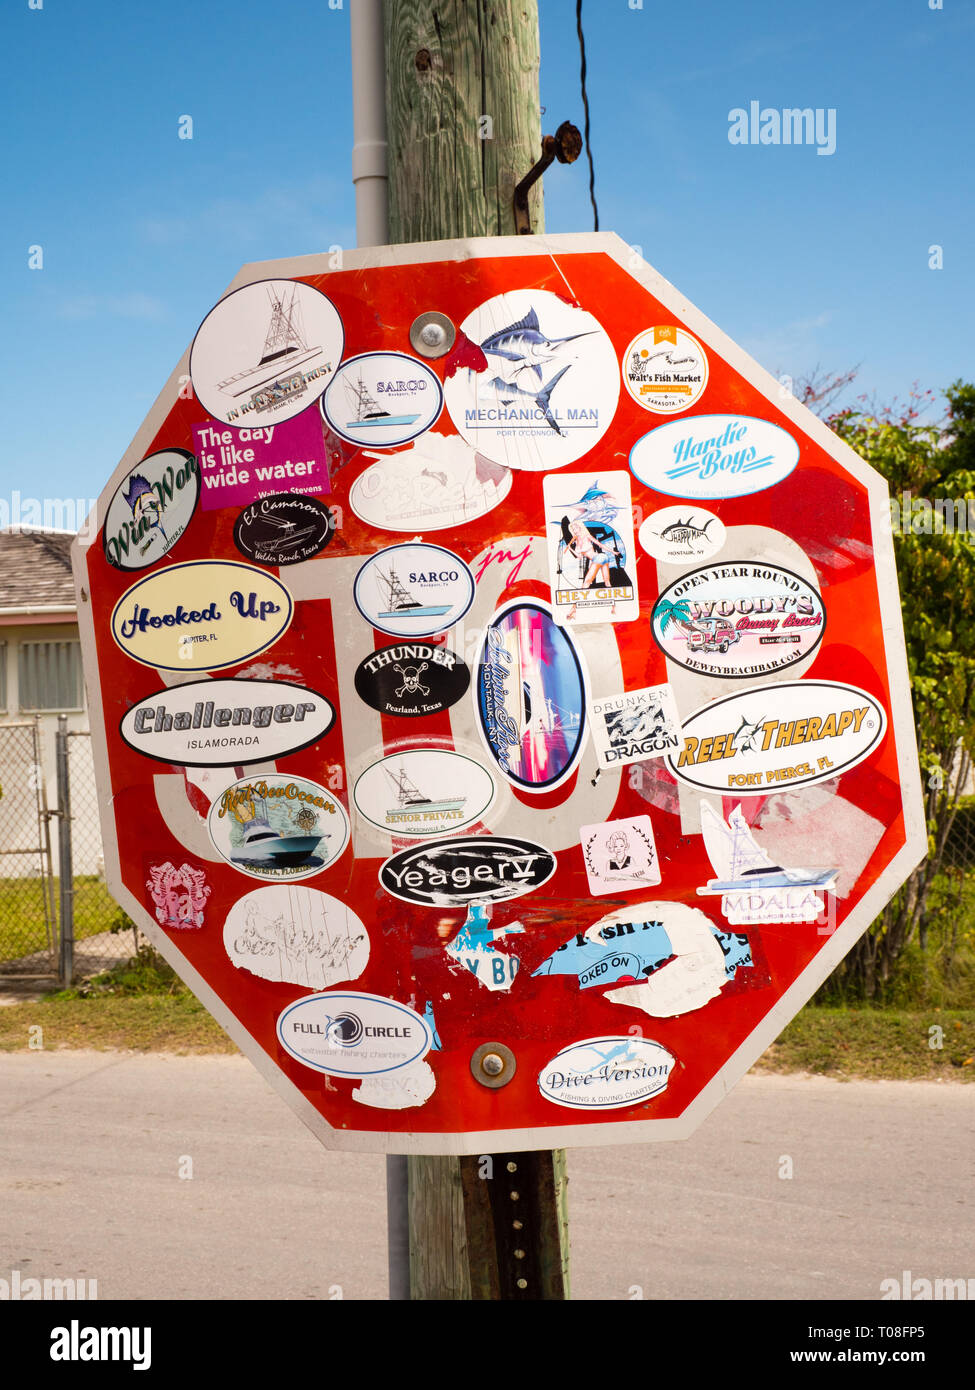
629,414,800,500
354,750,495,839
119,678,334,768
322,351,443,448
208,774,350,882
349,434,511,533
353,543,475,638
442,288,619,472
590,684,681,771
193,409,330,512
622,326,708,415
652,561,825,679
189,278,343,427
543,471,639,626
379,836,556,908
638,506,726,564
354,641,471,719
276,992,433,1078
538,1037,675,1110
580,816,661,896
225,886,369,990
110,560,293,672
668,680,888,796
233,493,335,567
103,449,200,571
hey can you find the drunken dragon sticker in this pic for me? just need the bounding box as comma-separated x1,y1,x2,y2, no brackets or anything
622,325,709,414
589,684,682,772
543,471,639,625
353,543,475,638
102,449,200,571
208,774,350,881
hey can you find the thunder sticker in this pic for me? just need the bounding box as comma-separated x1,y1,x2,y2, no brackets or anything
622,325,709,415
543,471,639,626
207,774,351,882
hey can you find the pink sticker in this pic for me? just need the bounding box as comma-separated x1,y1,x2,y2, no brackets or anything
580,816,662,896
146,862,212,929
193,406,329,511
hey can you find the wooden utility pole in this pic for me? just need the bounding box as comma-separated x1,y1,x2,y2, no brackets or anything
380,0,569,1300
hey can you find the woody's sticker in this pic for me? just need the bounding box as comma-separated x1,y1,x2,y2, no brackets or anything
622,326,708,415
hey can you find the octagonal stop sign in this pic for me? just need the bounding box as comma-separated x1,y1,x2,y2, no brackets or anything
74,233,925,1154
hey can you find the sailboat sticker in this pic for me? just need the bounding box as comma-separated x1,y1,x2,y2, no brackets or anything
353,751,495,838
697,802,837,926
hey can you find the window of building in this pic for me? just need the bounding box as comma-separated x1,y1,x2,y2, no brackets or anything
18,641,84,712
0,642,6,711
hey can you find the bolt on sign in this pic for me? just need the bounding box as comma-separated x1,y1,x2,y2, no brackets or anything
75,234,924,1153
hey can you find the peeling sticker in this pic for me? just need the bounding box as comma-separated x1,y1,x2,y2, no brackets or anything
353,1061,437,1110
638,505,726,564
603,902,731,1018
538,1036,675,1110
445,902,524,991
353,543,475,638
276,992,433,1077
349,433,512,534
589,684,681,770
533,912,672,990
208,774,350,881
697,801,837,925
622,325,709,415
543,471,639,625
224,886,368,989
580,815,661,896
146,861,211,928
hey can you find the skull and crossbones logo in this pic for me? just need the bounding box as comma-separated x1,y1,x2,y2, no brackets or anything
394,662,429,697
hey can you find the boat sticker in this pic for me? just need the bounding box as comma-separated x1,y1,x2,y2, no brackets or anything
146,862,211,929
233,493,335,566
379,836,556,907
652,561,826,679
442,288,619,471
589,684,681,771
533,912,673,990
580,815,661,896
353,750,495,838
207,774,350,882
353,543,475,638
474,599,588,793
353,1061,436,1110
538,1036,675,1110
120,678,334,768
349,433,511,532
354,641,470,718
276,991,433,1077
602,902,734,1018
622,325,709,414
638,505,726,564
224,886,369,989
444,902,524,992
189,278,343,427
697,801,837,926
193,408,329,512
103,449,200,571
668,680,888,796
110,560,293,672
629,414,800,500
322,351,443,448
543,471,639,626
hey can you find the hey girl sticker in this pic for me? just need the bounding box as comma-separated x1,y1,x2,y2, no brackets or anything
322,351,443,448
543,471,638,625
622,325,709,414
353,543,475,638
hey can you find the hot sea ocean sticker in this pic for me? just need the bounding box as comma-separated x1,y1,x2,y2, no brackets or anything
697,801,837,926
589,684,681,772
379,836,556,907
353,543,475,638
322,351,443,448
103,448,200,570
349,434,511,533
475,599,588,793
622,325,709,414
543,472,639,625
629,414,800,501
354,750,495,838
276,991,433,1078
224,886,369,989
652,561,825,678
354,641,471,718
538,1036,676,1110
638,505,726,564
208,773,350,882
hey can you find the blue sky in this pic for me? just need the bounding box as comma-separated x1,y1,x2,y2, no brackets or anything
2,0,971,512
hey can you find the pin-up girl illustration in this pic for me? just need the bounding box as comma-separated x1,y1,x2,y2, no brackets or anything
605,828,632,872
553,479,631,619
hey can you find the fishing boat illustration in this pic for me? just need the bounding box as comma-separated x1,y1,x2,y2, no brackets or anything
697,803,837,895
248,509,319,557
227,788,326,869
217,285,323,399
376,567,451,621
383,765,465,822
344,370,420,431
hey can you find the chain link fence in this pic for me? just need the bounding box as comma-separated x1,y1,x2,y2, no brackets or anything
0,720,56,975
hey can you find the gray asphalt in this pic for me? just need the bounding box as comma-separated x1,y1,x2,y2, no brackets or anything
1,1052,972,1301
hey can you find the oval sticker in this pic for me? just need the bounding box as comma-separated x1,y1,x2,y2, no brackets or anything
638,506,726,563
277,992,432,1077
233,493,335,566
667,680,888,796
629,414,800,500
111,561,293,672
354,641,471,718
380,836,556,907
354,750,495,838
349,437,512,534
538,1036,675,1110
652,561,825,678
208,773,350,880
474,599,588,793
353,543,475,637
322,350,443,448
119,678,334,767
103,448,200,570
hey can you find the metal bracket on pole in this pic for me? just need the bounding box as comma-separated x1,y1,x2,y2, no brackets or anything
513,120,583,235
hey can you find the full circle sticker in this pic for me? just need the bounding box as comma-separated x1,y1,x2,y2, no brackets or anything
622,326,708,414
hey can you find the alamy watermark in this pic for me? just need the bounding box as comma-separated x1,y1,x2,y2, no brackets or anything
1,491,97,540
888,492,975,537
1,1269,97,1299
729,102,836,156
881,1270,974,1300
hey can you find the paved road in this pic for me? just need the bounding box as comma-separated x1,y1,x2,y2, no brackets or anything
1,1052,972,1301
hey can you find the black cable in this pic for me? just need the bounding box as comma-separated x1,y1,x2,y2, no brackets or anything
576,0,599,231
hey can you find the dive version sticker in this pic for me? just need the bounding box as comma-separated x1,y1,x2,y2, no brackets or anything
103,449,200,571
638,506,726,564
580,816,661,896
354,750,495,838
322,351,443,448
590,684,681,771
120,678,334,768
622,325,709,414
224,886,369,989
208,774,350,881
629,414,800,500
353,544,475,638
110,560,293,672
652,561,825,679
276,992,433,1078
354,642,471,718
233,493,335,566
349,434,511,533
146,862,211,929
193,409,330,512
538,1036,675,1110
380,836,556,907
189,278,343,427
475,599,588,793
668,680,888,796
443,288,620,471
543,472,639,625
697,802,837,926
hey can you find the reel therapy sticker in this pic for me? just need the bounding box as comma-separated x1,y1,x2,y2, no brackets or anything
207,773,350,882
543,471,639,626
322,350,443,448
622,325,708,414
353,543,475,638
102,448,200,571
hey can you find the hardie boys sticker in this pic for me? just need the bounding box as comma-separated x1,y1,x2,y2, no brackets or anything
652,561,825,679
353,543,475,638
538,1036,675,1110
277,992,433,1077
322,351,443,448
208,773,350,881
349,434,512,533
380,836,556,907
622,326,708,414
103,448,200,571
629,414,800,500
638,506,726,564
110,560,293,672
354,641,471,718
543,471,639,625
233,493,335,566
354,750,495,838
